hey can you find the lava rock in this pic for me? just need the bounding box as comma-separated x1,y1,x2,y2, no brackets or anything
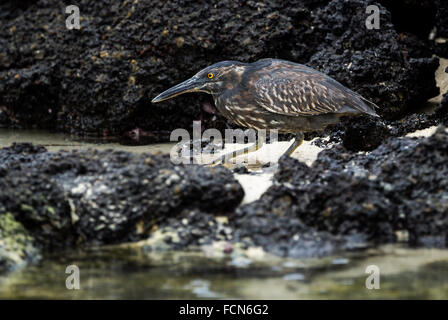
435,1,448,38
0,143,47,171
308,93,448,152
0,145,244,247
0,165,78,250
142,209,233,251
0,0,441,138
341,115,389,151
0,212,40,273
377,0,438,39
307,0,439,119
377,0,448,58
236,126,448,255
386,93,448,137
231,200,356,258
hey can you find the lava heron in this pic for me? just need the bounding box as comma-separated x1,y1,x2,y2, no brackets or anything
152,58,379,163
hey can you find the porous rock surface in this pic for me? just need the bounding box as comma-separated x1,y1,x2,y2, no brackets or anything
1,0,447,264
234,126,448,256
0,213,40,273
0,144,244,248
0,0,442,139
130,126,448,257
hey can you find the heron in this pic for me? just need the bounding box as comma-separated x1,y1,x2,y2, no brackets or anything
152,58,379,163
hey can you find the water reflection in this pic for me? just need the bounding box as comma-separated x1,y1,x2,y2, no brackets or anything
0,245,447,299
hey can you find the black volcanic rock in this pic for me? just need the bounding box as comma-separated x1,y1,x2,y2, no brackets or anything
2,127,448,258
377,0,448,58
0,212,40,273
307,0,439,119
236,126,448,254
0,144,244,247
0,0,441,138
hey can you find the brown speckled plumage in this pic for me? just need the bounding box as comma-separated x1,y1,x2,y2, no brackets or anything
152,58,379,160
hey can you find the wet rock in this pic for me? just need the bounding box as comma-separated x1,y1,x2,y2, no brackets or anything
0,143,47,170
340,116,389,151
386,93,448,137
232,165,250,174
441,92,448,110
0,145,244,247
231,201,357,258
0,213,40,273
142,209,233,251
306,115,389,152
3,130,448,258
309,92,448,152
142,206,358,258
0,162,77,250
0,0,440,138
0,106,18,129
236,127,448,255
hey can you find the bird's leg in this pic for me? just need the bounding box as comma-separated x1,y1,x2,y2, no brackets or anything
281,132,304,158
212,133,266,164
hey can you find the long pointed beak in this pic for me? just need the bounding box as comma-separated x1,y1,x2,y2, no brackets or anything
151,77,201,103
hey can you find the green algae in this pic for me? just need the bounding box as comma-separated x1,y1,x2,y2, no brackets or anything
0,213,40,273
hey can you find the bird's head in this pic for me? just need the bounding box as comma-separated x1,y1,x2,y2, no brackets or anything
151,61,248,103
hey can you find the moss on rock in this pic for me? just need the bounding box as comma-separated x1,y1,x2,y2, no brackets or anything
0,213,40,273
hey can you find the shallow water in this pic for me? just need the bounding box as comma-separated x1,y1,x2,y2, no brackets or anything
1,129,448,299
0,245,448,299
0,128,175,154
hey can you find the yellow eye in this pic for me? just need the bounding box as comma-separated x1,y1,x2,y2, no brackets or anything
207,73,214,79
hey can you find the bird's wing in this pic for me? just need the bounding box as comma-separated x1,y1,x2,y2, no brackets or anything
249,64,378,117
